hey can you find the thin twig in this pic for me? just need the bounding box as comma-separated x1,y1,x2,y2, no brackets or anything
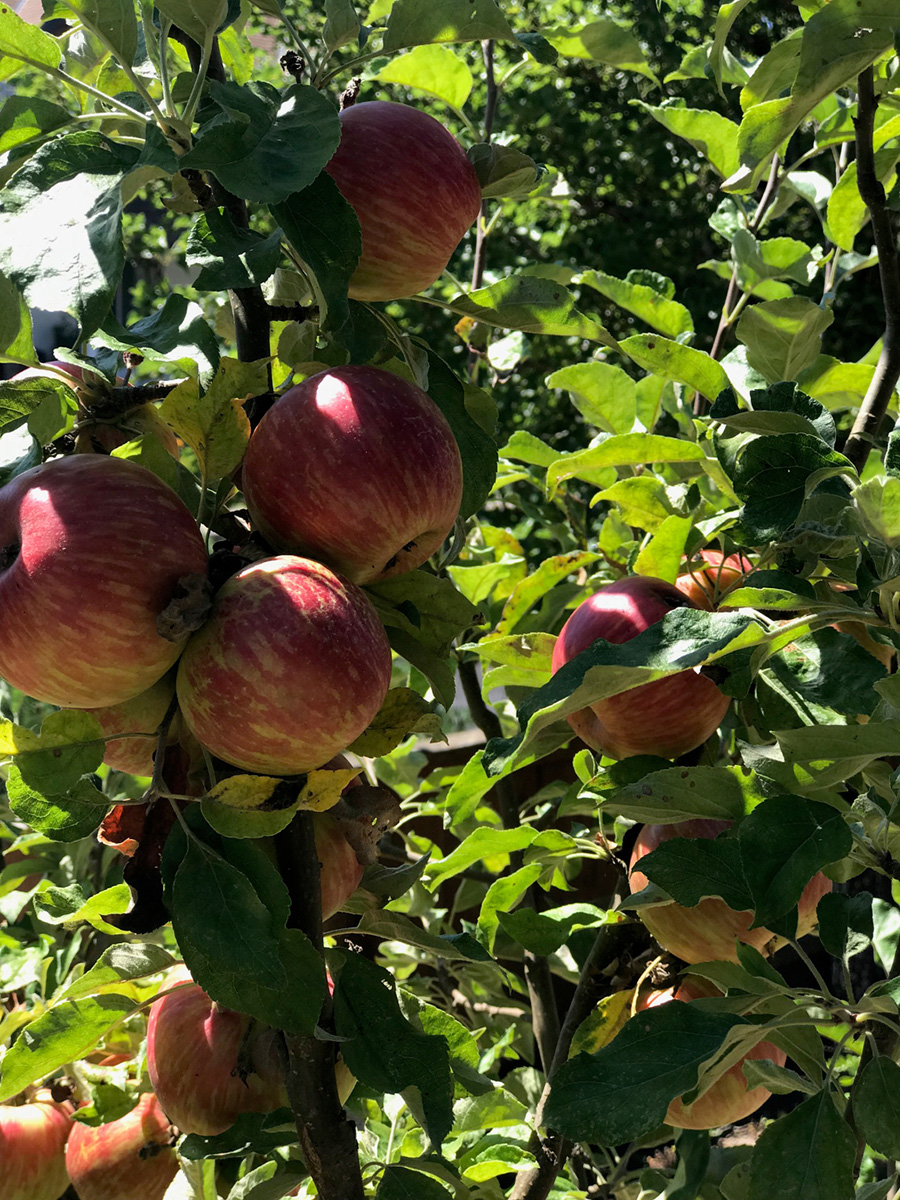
843,68,900,472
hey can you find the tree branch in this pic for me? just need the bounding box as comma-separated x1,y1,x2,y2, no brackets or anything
843,68,900,472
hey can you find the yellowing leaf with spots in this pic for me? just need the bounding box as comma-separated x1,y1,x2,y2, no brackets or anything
569,989,635,1057
203,774,291,810
349,687,445,757
297,767,360,812
160,357,265,480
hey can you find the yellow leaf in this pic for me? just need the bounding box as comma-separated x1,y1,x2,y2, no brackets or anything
159,357,266,480
297,767,359,812
570,989,635,1056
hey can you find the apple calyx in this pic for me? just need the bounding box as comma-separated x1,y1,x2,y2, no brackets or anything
156,573,213,641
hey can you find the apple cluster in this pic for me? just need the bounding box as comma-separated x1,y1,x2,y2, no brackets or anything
0,363,464,784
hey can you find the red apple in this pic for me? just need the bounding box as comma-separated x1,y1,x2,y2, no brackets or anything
147,966,356,1138
674,549,751,611
176,555,392,774
1,1089,73,1200
316,811,365,919
323,100,482,301
551,576,730,760
147,965,289,1136
65,1092,176,1200
0,455,208,708
629,819,833,963
242,366,464,584
87,672,176,776
636,977,786,1128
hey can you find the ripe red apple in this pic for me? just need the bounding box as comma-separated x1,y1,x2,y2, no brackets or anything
147,965,288,1136
64,1092,176,1200
88,672,175,776
1,1089,73,1200
629,819,833,963
176,555,392,774
147,965,356,1137
0,455,208,708
674,549,751,611
242,366,464,584
636,976,786,1128
316,811,364,919
551,576,731,760
323,100,482,301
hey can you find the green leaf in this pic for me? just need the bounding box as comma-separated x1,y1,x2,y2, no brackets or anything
333,952,454,1146
581,269,693,338
619,334,731,402
367,571,478,708
0,376,77,444
0,269,34,365
828,149,900,253
427,827,538,889
548,362,636,435
32,882,132,935
817,892,873,961
0,132,137,338
545,18,656,80
797,356,877,412
546,432,722,497
95,293,220,382
853,1057,900,1159
165,825,326,1035
6,769,109,842
736,298,834,383
494,551,599,637
349,686,442,757
634,515,693,584
378,44,473,109
422,350,498,520
736,796,851,930
375,1165,452,1200
855,476,900,546
729,0,898,192
382,0,516,51
732,230,825,289
7,710,105,794
183,81,341,205
323,0,360,51
352,909,493,962
731,434,853,542
59,0,138,69
635,100,740,178
496,903,611,956
270,171,361,338
0,994,136,1102
0,6,62,75
55,943,175,1002
0,425,41,486
709,0,754,94
544,1002,746,1144
710,381,836,445
635,832,752,912
477,863,542,953
154,0,228,44
746,1091,856,1200
601,764,764,824
449,274,617,345
186,207,282,291
467,142,541,199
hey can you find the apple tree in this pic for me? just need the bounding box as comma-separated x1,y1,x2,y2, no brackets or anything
2,2,900,1199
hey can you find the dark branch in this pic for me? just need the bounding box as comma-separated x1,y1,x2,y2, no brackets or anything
843,68,900,472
